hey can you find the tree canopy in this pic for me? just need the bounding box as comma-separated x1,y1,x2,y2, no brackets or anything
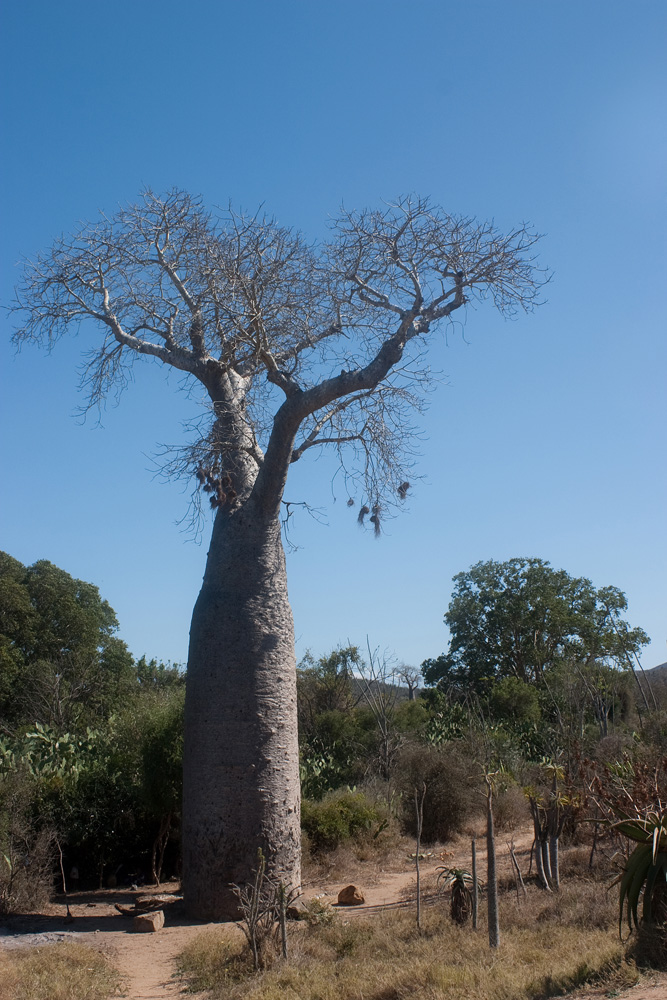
0,552,134,730
422,557,649,696
12,190,547,528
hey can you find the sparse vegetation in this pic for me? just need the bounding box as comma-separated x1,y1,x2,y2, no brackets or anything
0,943,122,1000
1,553,664,994
395,742,482,843
178,883,627,1000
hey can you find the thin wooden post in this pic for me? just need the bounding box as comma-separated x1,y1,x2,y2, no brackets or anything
486,776,499,949
471,836,478,930
414,783,426,931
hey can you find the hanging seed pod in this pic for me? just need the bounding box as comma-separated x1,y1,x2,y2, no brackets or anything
369,513,381,537
196,467,206,485
347,497,355,507
398,481,410,500
358,505,370,525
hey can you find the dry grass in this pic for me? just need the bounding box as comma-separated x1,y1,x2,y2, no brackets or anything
493,786,532,833
0,942,122,1000
559,844,619,882
302,826,413,886
179,884,627,1000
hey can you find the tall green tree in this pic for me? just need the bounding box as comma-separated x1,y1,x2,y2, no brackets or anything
422,558,648,698
297,645,361,735
0,553,134,729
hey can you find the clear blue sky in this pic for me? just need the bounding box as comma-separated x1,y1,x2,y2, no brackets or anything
1,1,665,671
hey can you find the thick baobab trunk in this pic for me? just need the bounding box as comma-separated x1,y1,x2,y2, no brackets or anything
182,500,301,920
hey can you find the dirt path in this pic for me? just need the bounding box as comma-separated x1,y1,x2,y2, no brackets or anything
102,921,223,1000
565,975,667,1000
2,829,666,1000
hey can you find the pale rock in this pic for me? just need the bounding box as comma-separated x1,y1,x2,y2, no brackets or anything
133,909,164,932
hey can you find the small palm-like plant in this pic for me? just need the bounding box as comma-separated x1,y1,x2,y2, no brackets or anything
437,867,475,925
613,809,667,934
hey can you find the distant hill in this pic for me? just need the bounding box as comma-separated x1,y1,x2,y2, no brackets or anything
349,677,412,703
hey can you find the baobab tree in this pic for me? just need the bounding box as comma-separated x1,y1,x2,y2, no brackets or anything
12,190,546,918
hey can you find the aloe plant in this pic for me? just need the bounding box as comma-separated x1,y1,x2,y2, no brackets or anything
613,809,667,934
437,867,475,925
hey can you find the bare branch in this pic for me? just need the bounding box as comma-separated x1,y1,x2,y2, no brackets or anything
11,189,548,528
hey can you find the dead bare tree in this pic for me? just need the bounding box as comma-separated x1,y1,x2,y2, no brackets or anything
508,839,527,903
358,642,401,785
11,190,547,918
231,849,300,969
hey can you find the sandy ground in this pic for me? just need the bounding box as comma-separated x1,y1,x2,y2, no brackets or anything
1,828,666,1000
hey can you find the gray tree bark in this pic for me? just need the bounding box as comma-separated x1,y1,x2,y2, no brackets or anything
11,190,547,923
182,499,301,919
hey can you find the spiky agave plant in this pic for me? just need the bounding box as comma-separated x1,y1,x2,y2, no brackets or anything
437,867,475,925
612,809,667,935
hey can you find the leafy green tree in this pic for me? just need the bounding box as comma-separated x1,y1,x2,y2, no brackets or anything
0,554,39,714
136,655,185,690
297,646,361,738
489,677,541,726
422,558,648,697
0,553,135,730
21,559,118,662
0,556,190,889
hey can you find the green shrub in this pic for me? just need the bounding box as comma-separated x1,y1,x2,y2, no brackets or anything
301,789,386,852
299,741,353,800
489,676,541,725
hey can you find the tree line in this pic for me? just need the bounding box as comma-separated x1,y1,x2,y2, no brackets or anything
0,551,184,906
2,548,663,914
